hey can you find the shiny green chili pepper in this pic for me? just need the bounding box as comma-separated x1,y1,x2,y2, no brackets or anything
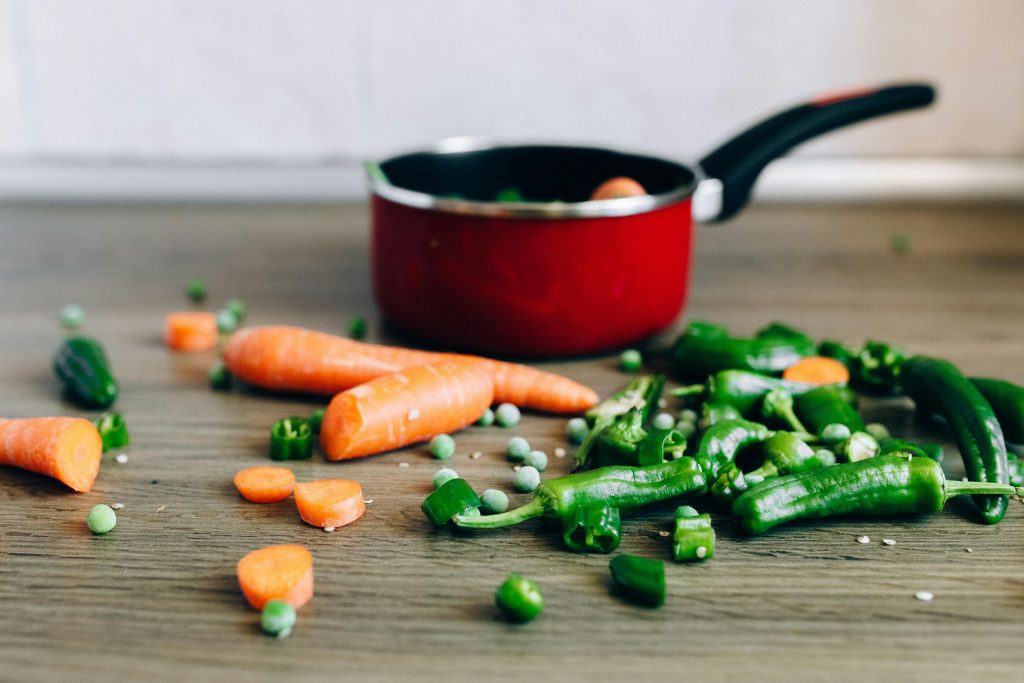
878,437,943,463
1007,453,1024,487
594,408,647,467
576,375,664,471
672,506,714,562
760,389,808,433
671,321,816,381
732,454,1024,535
794,385,865,438
710,431,826,505
692,419,772,481
94,413,129,452
853,340,907,394
638,427,686,464
817,339,856,369
448,456,706,531
699,402,743,430
53,337,118,409
755,322,814,345
674,370,833,416
269,417,313,461
970,377,1024,444
422,478,481,527
609,554,665,607
561,503,621,554
901,356,1010,525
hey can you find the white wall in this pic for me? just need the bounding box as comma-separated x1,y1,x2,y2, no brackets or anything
1,0,1022,200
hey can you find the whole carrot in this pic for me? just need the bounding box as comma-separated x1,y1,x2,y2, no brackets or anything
320,358,494,460
0,417,103,492
223,326,598,414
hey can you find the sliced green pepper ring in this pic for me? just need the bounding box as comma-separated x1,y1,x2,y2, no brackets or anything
638,428,685,466
421,478,481,527
94,413,130,452
562,503,621,554
270,417,313,461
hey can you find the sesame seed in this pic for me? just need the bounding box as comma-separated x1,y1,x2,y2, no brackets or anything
470,451,482,460
914,591,934,602
365,499,374,505
407,409,420,421
856,535,870,544
512,465,521,471
554,448,566,458
658,398,668,409
110,503,125,510
115,453,129,464
658,530,670,538
882,539,896,546
323,526,335,533
155,505,167,513
965,548,973,553
696,546,708,559
398,462,409,468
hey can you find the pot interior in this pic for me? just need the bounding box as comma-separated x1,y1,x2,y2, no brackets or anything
379,145,695,203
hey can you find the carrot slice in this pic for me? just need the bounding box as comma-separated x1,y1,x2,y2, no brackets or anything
590,176,647,200
237,544,313,610
320,358,494,460
0,417,103,492
165,311,218,351
782,356,851,386
234,466,296,503
223,325,598,413
294,479,365,529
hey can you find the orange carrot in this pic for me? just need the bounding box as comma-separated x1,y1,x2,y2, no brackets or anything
234,466,296,503
0,417,103,492
165,311,218,351
223,325,598,414
590,176,647,200
782,356,851,386
320,358,493,460
293,479,365,529
237,544,314,610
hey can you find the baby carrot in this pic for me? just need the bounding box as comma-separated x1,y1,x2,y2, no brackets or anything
782,356,850,386
165,311,219,351
223,326,598,414
294,479,365,529
320,358,494,460
237,544,314,610
0,417,103,492
234,466,296,503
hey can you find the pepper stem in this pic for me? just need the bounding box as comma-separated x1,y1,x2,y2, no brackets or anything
453,499,545,529
944,480,1024,501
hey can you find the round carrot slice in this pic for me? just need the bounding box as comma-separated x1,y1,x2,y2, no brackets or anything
234,466,296,503
165,311,218,352
294,479,366,529
782,356,850,386
237,544,313,610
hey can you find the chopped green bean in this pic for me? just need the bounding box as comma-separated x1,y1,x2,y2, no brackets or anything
422,478,481,527
86,504,117,534
429,434,456,460
609,554,665,607
270,417,313,461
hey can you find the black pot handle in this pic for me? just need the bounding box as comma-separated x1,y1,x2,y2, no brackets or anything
696,83,936,222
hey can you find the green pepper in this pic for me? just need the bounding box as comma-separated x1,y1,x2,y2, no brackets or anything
710,431,826,505
853,340,907,394
692,419,772,481
674,370,838,416
834,431,880,463
970,377,1024,444
901,356,1010,524
448,456,707,531
422,478,481,527
561,503,621,554
817,339,857,369
575,375,664,470
760,389,808,433
794,385,865,437
878,437,943,463
93,413,129,452
269,417,313,461
672,505,714,562
53,337,118,409
594,409,648,467
1007,452,1024,488
732,454,1024,535
609,554,665,607
671,321,816,381
755,322,814,345
638,427,687,464
699,402,743,430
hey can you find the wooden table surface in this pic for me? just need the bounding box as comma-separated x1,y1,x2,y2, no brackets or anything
1,201,1023,682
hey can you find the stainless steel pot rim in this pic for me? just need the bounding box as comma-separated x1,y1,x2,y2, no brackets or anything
366,137,698,219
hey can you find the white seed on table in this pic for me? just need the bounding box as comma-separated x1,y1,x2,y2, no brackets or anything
965,548,973,553
470,451,482,460
856,535,870,544
323,526,335,533
365,499,374,505
115,453,129,464
155,505,167,513
398,462,409,468
696,546,708,559
914,591,934,602
554,448,566,458
882,539,896,546
110,503,125,510
658,530,670,538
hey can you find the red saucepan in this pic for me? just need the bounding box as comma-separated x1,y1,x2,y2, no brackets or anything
368,83,934,357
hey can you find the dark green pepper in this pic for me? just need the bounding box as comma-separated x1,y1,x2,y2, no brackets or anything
760,389,808,433
692,419,772,481
576,375,664,470
1007,452,1024,487
93,413,129,452
53,337,118,409
817,339,857,369
756,322,814,345
710,431,826,505
449,456,707,530
794,385,865,437
561,503,621,553
269,417,313,461
674,370,844,416
970,377,1024,444
878,437,943,463
609,554,665,607
671,321,816,381
699,402,743,430
732,454,1024,535
422,478,481,527
594,408,648,467
853,340,907,394
901,356,1010,525
672,505,714,562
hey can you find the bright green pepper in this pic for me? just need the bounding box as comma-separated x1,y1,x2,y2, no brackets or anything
561,503,621,553
853,340,907,394
594,409,647,467
794,385,865,437
756,322,814,345
710,431,826,505
53,337,118,409
93,413,129,452
671,321,816,381
878,437,943,463
692,419,772,481
269,417,312,461
1007,453,1024,487
609,555,665,607
576,375,664,471
732,455,1024,535
834,431,880,463
699,402,743,430
422,478,481,527
970,377,1024,444
672,506,714,562
760,389,808,433
674,370,838,416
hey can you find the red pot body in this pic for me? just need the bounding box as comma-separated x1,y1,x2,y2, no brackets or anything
371,195,694,357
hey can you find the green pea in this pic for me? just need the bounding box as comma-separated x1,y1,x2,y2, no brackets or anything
820,423,852,443
433,467,460,489
652,412,675,430
865,422,891,441
216,308,240,335
309,408,326,435
674,420,697,439
208,362,232,391
565,417,588,444
495,574,544,623
429,434,456,460
506,436,530,462
891,231,911,254
513,466,541,492
495,403,521,428
186,278,207,304
348,316,367,340
480,489,509,514
476,408,495,427
619,349,643,372
523,450,548,472
676,505,699,518
86,504,116,534
260,599,297,638
224,298,246,324
60,304,85,330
